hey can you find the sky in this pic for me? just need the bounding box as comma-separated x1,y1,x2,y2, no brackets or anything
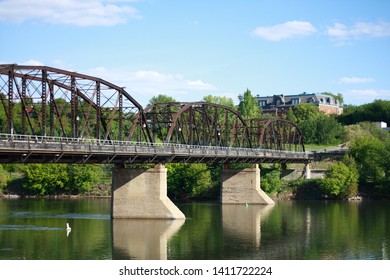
1,0,389,107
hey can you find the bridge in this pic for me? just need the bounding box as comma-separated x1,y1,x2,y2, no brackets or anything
0,64,311,219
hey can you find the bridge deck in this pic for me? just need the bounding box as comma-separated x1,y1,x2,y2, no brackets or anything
0,134,310,164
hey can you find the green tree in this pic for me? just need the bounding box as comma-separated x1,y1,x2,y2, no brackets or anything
238,89,261,119
0,164,9,192
67,164,103,194
261,166,282,195
292,103,320,123
321,161,358,198
148,94,178,105
167,163,213,199
23,164,69,195
349,135,389,195
202,95,236,109
338,99,390,125
291,103,343,144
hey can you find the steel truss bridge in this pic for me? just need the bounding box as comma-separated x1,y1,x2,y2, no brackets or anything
0,64,309,164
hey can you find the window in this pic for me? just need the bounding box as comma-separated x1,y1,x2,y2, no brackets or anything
258,100,267,107
291,98,300,105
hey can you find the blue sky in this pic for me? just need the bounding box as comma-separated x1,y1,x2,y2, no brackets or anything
1,0,389,107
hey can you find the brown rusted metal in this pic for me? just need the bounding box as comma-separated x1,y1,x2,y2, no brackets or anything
0,64,151,142
134,102,252,147
248,118,305,152
0,64,305,153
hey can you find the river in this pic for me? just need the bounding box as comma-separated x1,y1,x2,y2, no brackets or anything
0,198,389,260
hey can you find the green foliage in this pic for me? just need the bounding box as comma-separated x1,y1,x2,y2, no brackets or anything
22,164,102,195
260,166,282,195
67,164,103,194
23,164,69,195
320,160,359,199
202,95,236,109
349,134,389,195
0,164,9,192
338,99,390,125
167,163,213,199
292,103,321,123
291,104,343,145
148,94,178,105
238,89,261,119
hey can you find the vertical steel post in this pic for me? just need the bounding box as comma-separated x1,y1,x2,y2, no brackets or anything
21,77,26,134
49,82,55,136
7,70,13,136
96,81,101,140
41,70,47,136
71,76,77,138
118,90,123,141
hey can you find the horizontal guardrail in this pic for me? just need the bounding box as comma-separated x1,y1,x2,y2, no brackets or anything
0,133,311,163
0,133,309,155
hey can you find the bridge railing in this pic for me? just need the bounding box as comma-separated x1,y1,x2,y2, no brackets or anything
0,133,310,164
0,133,309,156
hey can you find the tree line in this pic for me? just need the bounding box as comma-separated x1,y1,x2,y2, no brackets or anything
0,90,389,199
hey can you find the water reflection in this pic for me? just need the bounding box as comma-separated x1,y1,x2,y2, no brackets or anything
112,219,185,260
222,204,274,249
1,199,389,260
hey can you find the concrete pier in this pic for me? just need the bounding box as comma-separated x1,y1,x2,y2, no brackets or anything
111,164,185,219
221,164,275,205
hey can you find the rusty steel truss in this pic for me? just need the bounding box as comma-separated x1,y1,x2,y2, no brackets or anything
0,64,151,142
132,102,305,152
0,64,305,153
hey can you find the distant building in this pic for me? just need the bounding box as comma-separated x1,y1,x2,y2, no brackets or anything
255,92,344,116
377,121,390,131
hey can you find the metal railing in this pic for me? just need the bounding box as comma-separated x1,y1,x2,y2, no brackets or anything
0,133,309,157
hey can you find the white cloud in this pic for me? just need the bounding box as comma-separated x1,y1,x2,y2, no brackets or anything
328,21,390,43
0,0,141,26
87,67,218,105
252,21,316,41
187,80,217,91
22,59,44,66
339,77,375,84
343,89,390,105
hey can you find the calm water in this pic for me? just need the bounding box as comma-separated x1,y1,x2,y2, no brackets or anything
0,198,389,260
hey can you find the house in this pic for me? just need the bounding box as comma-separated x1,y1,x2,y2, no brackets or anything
256,92,344,116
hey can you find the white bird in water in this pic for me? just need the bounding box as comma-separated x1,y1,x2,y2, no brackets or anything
66,223,71,237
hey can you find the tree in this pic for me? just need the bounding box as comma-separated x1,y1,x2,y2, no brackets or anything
238,89,261,119
202,95,236,109
167,163,213,199
321,161,358,198
261,165,282,195
23,164,69,195
0,164,9,192
349,135,389,191
148,94,178,106
338,99,390,125
292,103,321,123
291,103,343,144
67,164,103,194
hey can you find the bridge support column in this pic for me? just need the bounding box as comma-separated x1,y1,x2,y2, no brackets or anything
111,163,185,219
304,163,311,179
221,164,275,205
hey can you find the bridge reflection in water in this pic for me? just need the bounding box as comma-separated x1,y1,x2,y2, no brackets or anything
112,219,185,260
112,204,274,260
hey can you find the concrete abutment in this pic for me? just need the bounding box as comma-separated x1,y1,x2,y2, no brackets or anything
220,164,275,205
111,164,185,219
111,163,274,219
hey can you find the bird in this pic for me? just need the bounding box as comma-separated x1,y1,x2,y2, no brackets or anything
66,223,71,231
